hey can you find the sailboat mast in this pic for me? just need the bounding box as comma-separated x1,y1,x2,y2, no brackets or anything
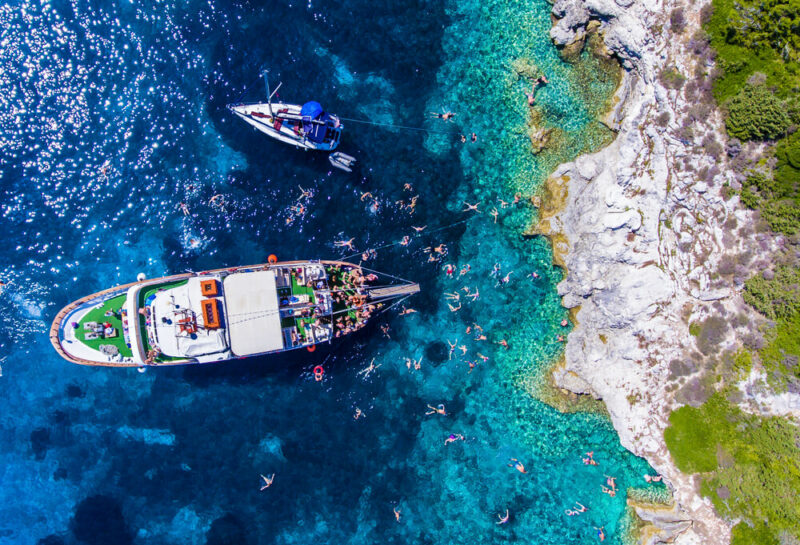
262,69,274,117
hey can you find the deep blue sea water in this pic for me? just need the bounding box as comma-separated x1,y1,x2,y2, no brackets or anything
0,1,665,543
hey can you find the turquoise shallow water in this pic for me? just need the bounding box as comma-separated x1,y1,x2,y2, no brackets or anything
0,0,664,543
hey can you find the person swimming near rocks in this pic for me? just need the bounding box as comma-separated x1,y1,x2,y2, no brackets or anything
462,201,480,213
259,473,275,490
445,433,465,445
209,194,225,208
574,502,588,513
595,526,606,542
524,85,536,107
426,403,446,416
582,451,598,466
560,319,569,327
508,458,527,473
601,485,616,497
644,474,663,483
497,509,510,524
490,207,499,223
605,475,617,492
496,339,509,349
360,191,373,201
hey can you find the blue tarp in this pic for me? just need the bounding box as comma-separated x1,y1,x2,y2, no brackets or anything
300,101,323,119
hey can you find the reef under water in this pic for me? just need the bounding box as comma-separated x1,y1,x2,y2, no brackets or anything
0,0,664,543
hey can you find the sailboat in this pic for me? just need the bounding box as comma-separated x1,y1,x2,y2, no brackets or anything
228,71,343,151
50,259,419,367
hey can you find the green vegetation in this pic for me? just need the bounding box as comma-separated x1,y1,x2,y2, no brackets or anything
724,84,790,141
664,394,800,544
744,266,800,320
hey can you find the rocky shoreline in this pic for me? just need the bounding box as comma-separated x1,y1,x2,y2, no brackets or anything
536,0,790,543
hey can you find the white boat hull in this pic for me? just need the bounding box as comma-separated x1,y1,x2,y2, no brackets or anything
230,102,342,151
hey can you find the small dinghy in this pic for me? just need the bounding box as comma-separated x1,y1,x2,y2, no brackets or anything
228,71,343,151
329,152,356,172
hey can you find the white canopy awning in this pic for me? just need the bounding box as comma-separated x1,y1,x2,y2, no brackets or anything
223,270,284,356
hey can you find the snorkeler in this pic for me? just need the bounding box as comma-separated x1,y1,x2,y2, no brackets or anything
508,458,527,473
595,526,606,542
425,404,447,416
497,509,510,524
430,111,456,121
444,433,465,445
444,264,455,277
334,238,356,251
498,197,509,208
259,473,275,491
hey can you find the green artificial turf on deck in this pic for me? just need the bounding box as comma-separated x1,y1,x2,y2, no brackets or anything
77,293,133,357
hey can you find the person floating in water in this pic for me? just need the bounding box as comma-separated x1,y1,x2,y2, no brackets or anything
583,451,598,466
496,339,509,349
393,506,402,522
471,132,477,143
462,201,480,213
354,407,363,420
508,458,527,473
412,225,427,233
334,238,356,251
460,134,466,143
426,403,446,416
357,358,381,379
400,235,411,246
601,485,616,498
497,509,510,524
490,207,499,223
644,474,663,483
524,85,536,107
605,475,617,492
259,473,275,491
560,319,569,327
399,306,417,316
574,502,588,513
177,202,190,216
444,433,465,445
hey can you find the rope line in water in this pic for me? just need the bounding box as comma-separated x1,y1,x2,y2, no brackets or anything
337,116,461,135
339,216,473,261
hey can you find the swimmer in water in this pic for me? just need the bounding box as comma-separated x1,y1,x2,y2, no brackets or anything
498,197,509,208
444,433,465,445
459,264,471,277
354,408,363,420
538,74,549,85
458,345,468,355
496,339,509,349
177,202,190,216
357,358,381,378
462,201,480,213
448,302,461,312
513,192,522,205
583,451,598,466
334,238,356,251
447,339,457,360
508,458,527,473
381,324,390,338
595,526,605,542
605,475,617,492
477,353,489,363
444,264,455,277
467,288,479,302
400,235,411,246
561,319,569,327
557,335,565,342
430,111,456,121
471,132,477,142
490,207,499,223
499,271,513,285
403,183,413,192
460,134,467,143
399,306,417,316
497,509,510,524
360,191,373,201
297,185,313,200
259,473,275,491
574,502,588,513
393,507,401,522
412,225,427,232
444,292,460,301
425,404,446,416
601,485,616,497
524,85,536,107
209,194,224,206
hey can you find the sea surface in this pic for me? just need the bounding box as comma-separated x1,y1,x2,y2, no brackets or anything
0,0,665,543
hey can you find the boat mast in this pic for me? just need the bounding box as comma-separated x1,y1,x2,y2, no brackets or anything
262,70,282,118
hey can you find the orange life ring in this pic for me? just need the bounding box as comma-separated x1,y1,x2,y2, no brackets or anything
268,254,278,264
307,344,316,352
313,365,324,381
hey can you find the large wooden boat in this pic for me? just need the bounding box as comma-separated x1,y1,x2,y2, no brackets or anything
50,260,419,367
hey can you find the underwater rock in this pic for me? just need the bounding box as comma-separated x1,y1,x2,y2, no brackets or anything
30,427,50,461
71,495,132,545
205,514,248,545
37,536,65,545
424,341,449,366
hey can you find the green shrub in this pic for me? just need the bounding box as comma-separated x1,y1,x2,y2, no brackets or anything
744,266,800,320
665,394,800,542
731,521,779,545
725,84,791,141
739,167,800,235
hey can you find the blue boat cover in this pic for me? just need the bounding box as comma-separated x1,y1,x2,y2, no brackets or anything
300,101,323,119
